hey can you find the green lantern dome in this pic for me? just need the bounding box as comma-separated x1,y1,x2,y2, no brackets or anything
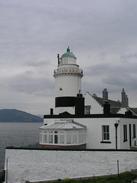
61,47,77,59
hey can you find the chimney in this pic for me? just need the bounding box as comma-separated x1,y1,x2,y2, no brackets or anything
121,88,129,107
50,108,53,115
103,101,110,115
102,88,108,100
125,110,132,117
75,93,85,116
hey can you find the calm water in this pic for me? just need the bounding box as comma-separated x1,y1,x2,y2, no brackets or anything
0,122,42,169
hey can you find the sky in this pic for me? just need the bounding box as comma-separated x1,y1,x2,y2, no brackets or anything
0,0,137,115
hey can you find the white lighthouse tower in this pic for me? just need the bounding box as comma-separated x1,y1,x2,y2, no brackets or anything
54,47,84,115
39,47,87,149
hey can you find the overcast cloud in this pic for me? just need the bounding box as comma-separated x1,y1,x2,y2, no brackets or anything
0,0,137,114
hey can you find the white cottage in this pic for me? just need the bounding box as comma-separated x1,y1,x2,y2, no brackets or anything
39,47,137,150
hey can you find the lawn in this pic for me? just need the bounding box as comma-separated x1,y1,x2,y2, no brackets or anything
53,172,137,183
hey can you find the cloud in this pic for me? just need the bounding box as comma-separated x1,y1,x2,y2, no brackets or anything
8,71,54,96
85,62,137,77
83,57,137,92
0,0,137,113
1,0,137,58
26,60,50,67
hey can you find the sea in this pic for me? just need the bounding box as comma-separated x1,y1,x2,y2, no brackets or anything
0,122,42,169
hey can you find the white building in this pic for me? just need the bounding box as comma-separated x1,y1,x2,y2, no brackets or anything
39,47,137,149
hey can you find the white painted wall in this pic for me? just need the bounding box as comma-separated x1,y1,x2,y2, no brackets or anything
5,149,137,183
43,117,137,149
43,118,55,125
118,118,137,149
55,106,75,115
84,93,103,114
55,75,81,97
78,117,137,149
74,117,119,149
43,117,118,149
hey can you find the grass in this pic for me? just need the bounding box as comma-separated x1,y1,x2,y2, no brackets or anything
53,172,137,183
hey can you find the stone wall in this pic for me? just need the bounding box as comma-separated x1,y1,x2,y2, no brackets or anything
5,149,137,183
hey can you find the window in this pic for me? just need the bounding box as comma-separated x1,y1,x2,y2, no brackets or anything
49,131,53,143
44,134,47,143
84,105,91,115
123,125,127,142
60,134,64,144
102,125,110,141
72,134,77,144
79,133,84,144
59,131,64,144
133,124,136,138
66,134,71,144
54,131,58,144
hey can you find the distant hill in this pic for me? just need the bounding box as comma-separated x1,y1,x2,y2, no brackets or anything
0,109,43,122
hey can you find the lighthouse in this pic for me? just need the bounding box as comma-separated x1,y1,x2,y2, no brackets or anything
39,47,87,149
54,47,84,115
39,47,137,150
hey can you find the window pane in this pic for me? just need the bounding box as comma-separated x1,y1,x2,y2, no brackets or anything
106,126,109,133
44,134,47,143
72,134,77,144
49,134,53,143
54,135,58,144
54,131,58,144
67,134,71,144
84,105,91,115
60,135,64,144
102,125,109,140
79,134,82,143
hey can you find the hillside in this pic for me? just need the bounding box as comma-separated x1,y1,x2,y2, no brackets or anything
0,109,43,122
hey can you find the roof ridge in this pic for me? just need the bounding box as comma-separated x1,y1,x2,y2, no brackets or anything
93,95,121,103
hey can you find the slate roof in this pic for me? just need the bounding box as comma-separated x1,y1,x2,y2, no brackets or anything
92,95,122,114
128,108,137,116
